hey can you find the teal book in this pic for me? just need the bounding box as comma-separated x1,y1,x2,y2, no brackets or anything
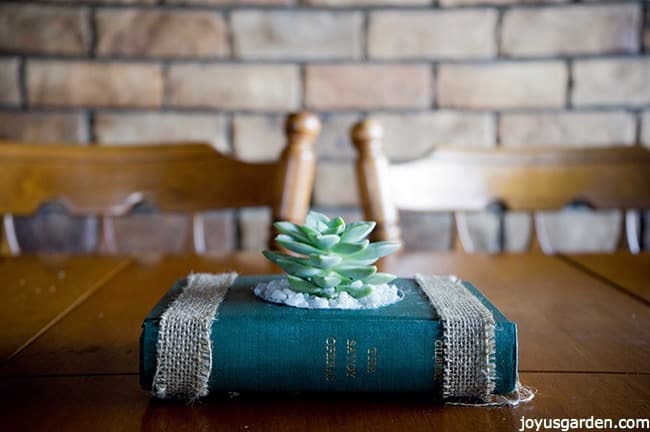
140,275,518,395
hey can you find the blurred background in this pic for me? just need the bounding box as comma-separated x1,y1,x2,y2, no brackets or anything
0,0,648,253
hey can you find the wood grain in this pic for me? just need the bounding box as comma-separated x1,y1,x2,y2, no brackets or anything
561,253,650,304
0,372,648,432
0,255,130,360
2,253,648,377
0,111,321,254
351,119,650,252
0,253,278,376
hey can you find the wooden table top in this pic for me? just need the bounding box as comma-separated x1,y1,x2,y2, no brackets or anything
0,252,648,431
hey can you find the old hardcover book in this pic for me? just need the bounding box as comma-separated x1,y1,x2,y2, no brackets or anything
140,275,518,395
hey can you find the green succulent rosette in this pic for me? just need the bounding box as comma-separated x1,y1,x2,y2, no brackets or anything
263,211,401,299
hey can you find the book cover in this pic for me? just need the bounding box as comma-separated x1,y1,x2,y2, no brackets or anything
140,275,517,395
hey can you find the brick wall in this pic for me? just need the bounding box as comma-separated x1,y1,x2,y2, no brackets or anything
0,0,648,252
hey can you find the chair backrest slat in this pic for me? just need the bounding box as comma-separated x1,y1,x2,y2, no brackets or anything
351,119,650,253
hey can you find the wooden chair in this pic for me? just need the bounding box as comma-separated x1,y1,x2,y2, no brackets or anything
0,112,321,255
351,119,650,254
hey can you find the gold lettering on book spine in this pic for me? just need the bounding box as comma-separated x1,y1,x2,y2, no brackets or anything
325,337,336,382
346,339,357,379
367,347,377,373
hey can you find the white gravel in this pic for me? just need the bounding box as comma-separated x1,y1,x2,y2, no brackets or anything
253,278,403,309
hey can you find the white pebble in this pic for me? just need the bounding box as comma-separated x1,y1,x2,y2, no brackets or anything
254,278,402,310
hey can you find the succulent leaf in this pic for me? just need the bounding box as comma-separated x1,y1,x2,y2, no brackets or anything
275,235,322,255
332,240,368,255
309,254,342,269
340,222,376,243
264,211,401,299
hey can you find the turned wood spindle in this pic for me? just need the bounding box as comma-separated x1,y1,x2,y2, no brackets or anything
351,119,402,244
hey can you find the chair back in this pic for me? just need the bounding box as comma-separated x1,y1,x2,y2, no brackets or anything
1,112,321,255
351,119,650,254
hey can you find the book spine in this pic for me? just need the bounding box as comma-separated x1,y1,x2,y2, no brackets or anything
141,316,517,394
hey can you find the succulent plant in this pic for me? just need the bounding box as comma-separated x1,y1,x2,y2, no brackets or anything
263,211,401,299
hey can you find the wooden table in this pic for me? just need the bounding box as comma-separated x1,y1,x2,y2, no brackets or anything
0,252,648,431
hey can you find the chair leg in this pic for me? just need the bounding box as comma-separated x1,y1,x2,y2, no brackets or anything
454,212,473,253
620,209,641,254
2,214,20,255
192,213,207,254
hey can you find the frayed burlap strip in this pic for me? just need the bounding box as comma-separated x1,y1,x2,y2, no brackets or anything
415,274,497,401
152,272,237,401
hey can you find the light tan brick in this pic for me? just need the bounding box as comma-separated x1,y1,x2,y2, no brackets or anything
232,11,362,60
645,7,650,52
642,111,650,148
0,5,90,55
167,0,290,4
314,163,359,206
502,5,640,57
437,62,567,109
370,112,496,161
97,10,228,58
0,59,20,105
316,113,362,161
94,112,228,153
167,64,300,110
232,115,285,162
0,112,88,143
307,0,429,5
239,207,272,251
368,10,497,59
202,210,236,252
572,58,650,107
440,0,567,5
400,211,452,251
500,111,636,147
537,209,621,253
306,65,431,110
27,61,162,108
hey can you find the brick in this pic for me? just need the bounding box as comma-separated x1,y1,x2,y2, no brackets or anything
167,0,290,4
307,0,429,5
0,112,88,143
112,214,192,254
368,10,497,60
572,59,650,107
537,209,621,253
437,62,567,109
43,0,155,3
97,10,228,58
313,163,359,206
642,111,650,148
500,111,636,147
400,211,452,251
239,207,272,251
14,209,98,254
440,0,567,5
0,5,90,55
202,210,236,252
306,65,431,110
316,113,362,161
502,5,640,57
167,64,300,110
460,211,530,252
0,59,20,106
232,11,362,60
369,111,496,161
94,112,228,153
232,115,285,162
27,61,162,108
645,7,650,52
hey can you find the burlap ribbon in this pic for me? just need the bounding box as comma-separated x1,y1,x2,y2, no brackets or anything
152,272,237,401
415,274,497,401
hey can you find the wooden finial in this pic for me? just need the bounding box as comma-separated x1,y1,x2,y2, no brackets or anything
285,111,321,141
350,118,402,245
